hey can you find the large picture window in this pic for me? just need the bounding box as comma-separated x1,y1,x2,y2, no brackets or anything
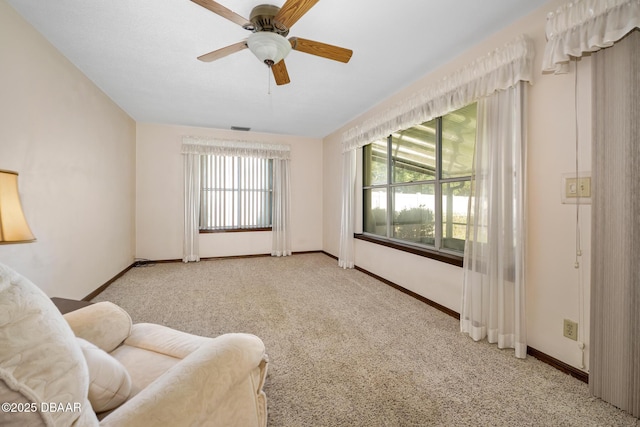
362,103,476,254
199,155,273,231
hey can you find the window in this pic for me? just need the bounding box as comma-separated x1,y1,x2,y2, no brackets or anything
362,103,476,254
200,155,273,231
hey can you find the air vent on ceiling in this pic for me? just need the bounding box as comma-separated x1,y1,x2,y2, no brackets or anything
231,126,251,131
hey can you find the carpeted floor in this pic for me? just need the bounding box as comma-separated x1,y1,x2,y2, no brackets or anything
93,253,639,426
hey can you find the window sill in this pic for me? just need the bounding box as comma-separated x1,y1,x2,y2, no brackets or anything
200,227,272,234
354,234,463,267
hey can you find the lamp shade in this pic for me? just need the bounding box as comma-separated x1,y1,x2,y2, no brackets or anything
247,32,292,66
0,170,35,243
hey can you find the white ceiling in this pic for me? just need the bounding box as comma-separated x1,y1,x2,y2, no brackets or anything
6,0,549,138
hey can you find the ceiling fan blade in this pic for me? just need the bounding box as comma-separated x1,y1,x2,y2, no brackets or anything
290,37,353,63
272,60,291,86
191,0,252,29
197,40,247,62
274,0,319,29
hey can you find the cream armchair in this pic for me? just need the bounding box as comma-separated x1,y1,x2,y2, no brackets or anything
0,262,268,427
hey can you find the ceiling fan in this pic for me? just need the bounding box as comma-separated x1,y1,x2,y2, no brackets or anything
191,0,353,85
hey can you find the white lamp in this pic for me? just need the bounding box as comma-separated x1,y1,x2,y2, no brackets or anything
0,170,36,243
247,32,292,66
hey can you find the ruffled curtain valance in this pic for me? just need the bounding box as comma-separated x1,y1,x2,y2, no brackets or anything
542,0,640,73
341,35,535,152
181,136,291,160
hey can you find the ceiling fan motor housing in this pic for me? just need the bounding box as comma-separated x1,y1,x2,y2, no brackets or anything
249,4,289,36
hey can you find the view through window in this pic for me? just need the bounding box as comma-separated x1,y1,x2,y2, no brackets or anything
362,103,477,254
200,155,273,231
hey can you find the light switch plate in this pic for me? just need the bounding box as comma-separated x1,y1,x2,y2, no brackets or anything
562,172,592,204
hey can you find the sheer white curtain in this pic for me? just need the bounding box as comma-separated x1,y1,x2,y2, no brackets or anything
338,149,356,269
338,35,534,270
272,158,291,257
183,153,201,263
181,137,291,262
460,83,527,359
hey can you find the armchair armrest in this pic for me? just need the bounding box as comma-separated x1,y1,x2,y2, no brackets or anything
99,333,268,427
63,302,132,352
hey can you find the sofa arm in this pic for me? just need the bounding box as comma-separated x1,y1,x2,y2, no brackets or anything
99,333,268,427
63,302,132,353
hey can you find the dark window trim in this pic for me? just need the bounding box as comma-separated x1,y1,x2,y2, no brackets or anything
200,227,272,234
354,233,463,267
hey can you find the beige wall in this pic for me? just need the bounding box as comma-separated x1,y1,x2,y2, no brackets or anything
136,123,323,260
323,0,592,372
0,0,136,298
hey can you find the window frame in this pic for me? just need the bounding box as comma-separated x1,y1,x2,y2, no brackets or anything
360,106,475,265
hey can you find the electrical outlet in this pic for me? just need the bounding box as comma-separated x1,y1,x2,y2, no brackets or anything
563,319,578,341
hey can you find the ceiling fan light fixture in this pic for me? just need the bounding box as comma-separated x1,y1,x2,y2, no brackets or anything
247,32,291,66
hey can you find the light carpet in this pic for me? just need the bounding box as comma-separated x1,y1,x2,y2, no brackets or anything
92,253,638,426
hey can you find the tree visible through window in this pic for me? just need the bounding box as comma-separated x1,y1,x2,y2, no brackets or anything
200,155,273,231
362,103,476,253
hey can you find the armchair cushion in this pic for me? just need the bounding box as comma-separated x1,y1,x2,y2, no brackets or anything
64,302,132,353
77,338,132,413
122,322,210,358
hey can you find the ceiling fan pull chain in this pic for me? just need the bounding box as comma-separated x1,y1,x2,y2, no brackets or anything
267,65,272,95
